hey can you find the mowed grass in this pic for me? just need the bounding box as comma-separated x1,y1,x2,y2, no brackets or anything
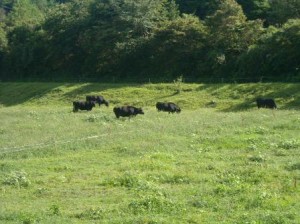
0,82,300,223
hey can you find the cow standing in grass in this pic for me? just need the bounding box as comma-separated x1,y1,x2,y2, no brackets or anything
256,98,277,109
86,95,109,107
113,106,144,118
156,102,181,113
73,101,96,112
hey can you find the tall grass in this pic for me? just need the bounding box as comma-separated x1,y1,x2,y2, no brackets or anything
0,83,299,223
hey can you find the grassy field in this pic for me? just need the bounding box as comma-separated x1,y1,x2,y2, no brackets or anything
0,82,300,223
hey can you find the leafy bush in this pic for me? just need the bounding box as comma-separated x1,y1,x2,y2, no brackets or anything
286,162,300,171
248,154,266,163
173,75,184,94
3,171,31,188
128,193,177,214
49,204,61,216
75,208,105,220
155,174,191,184
278,139,299,150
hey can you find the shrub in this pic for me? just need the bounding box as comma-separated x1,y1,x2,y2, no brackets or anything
248,153,266,163
3,171,31,188
75,208,105,220
286,162,300,171
278,139,299,150
128,193,177,214
49,204,61,216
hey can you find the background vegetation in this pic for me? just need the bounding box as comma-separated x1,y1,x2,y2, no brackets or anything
0,82,300,223
0,0,299,82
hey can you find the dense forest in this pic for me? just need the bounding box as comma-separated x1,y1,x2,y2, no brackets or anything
0,0,299,82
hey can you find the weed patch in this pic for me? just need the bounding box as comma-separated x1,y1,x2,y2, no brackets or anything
2,171,31,188
49,204,61,216
75,208,105,220
286,162,300,171
154,173,191,184
277,139,299,150
248,153,266,163
128,192,179,215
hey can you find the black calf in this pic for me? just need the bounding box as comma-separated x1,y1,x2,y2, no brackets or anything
156,102,181,113
86,95,109,107
256,98,277,109
73,101,96,112
113,106,144,118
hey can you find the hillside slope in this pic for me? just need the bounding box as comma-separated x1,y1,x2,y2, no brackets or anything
0,82,299,110
0,82,300,223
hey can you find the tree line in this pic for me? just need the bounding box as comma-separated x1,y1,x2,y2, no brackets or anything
0,0,299,82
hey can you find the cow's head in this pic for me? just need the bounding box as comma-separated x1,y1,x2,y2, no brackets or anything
136,108,144,115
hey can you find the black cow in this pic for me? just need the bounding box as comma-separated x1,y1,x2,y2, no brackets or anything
156,102,181,113
113,106,144,118
73,101,96,112
86,95,109,107
256,98,277,109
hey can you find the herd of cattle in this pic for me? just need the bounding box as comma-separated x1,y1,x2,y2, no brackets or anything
73,96,109,112
73,96,277,118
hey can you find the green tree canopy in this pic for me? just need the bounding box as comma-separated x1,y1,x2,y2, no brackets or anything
175,0,220,19
206,0,264,76
268,0,300,26
77,0,180,78
236,0,270,21
238,19,300,81
116,14,209,80
0,0,299,82
6,0,44,28
0,24,7,52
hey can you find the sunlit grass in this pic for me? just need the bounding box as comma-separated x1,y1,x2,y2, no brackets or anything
0,83,299,223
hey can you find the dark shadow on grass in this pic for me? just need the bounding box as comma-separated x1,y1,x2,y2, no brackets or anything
269,84,300,110
282,97,300,110
0,82,62,106
195,84,225,93
61,83,140,103
157,91,180,99
2,82,299,110
0,82,143,106
207,83,300,112
220,100,256,112
142,92,182,107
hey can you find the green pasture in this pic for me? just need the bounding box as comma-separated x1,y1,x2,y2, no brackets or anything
0,82,299,223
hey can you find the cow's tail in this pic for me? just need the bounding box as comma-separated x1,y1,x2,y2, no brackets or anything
113,107,119,118
73,102,78,112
